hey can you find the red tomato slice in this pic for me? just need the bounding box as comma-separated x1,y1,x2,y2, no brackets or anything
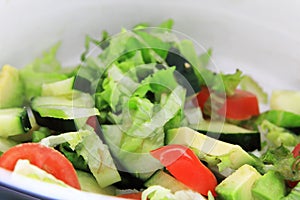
151,144,217,196
195,87,260,120
218,89,259,120
117,192,142,199
0,143,81,189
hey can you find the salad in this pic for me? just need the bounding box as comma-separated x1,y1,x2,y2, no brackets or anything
0,19,300,200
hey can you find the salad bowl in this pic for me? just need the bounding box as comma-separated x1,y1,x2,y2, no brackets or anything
0,0,300,199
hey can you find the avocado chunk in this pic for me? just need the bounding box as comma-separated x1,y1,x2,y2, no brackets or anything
166,127,256,171
0,65,24,108
216,164,261,200
270,90,300,115
251,170,286,200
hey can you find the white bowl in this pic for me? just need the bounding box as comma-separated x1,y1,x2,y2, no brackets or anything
1,0,300,199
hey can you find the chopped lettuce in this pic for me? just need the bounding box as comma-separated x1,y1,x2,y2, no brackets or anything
258,120,299,147
240,75,268,104
20,43,71,100
141,185,208,200
12,159,70,188
39,130,91,150
260,145,300,182
39,128,121,188
76,128,121,188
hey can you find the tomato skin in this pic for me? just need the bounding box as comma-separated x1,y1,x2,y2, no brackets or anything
194,87,210,111
292,143,300,157
0,143,81,189
195,87,260,120
218,89,259,120
150,144,217,196
117,192,142,199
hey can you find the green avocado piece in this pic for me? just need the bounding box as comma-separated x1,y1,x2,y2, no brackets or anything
270,90,300,115
251,170,286,200
0,65,24,108
216,164,261,200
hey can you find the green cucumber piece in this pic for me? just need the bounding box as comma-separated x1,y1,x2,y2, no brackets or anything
41,76,92,96
166,127,256,171
193,120,260,151
32,108,98,132
31,93,95,108
0,137,18,154
0,108,31,138
76,170,116,195
144,170,189,193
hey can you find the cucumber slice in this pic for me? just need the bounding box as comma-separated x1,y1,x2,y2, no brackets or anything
31,94,99,132
193,120,260,151
32,108,99,132
166,127,256,171
144,170,189,193
31,93,95,108
0,108,31,138
41,76,92,96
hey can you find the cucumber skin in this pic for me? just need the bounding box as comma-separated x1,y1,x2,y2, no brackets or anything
32,110,78,132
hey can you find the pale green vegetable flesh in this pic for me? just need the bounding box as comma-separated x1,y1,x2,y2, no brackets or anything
216,164,261,200
76,170,116,195
251,170,286,200
0,65,24,108
270,90,300,115
0,108,28,138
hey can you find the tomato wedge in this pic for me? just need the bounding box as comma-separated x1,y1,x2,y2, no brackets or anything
150,144,217,196
0,143,81,189
195,87,260,120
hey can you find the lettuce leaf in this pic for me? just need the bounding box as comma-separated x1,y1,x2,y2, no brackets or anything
261,145,300,181
141,185,208,200
258,120,299,147
20,43,69,100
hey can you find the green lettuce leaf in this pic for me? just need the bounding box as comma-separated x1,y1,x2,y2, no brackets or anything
76,129,121,187
259,120,299,147
261,145,300,181
20,43,69,100
141,185,208,200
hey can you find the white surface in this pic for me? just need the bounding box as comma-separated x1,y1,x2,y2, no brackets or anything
0,0,300,199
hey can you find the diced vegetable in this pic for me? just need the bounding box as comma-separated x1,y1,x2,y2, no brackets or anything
0,108,31,138
166,127,256,171
195,87,260,120
151,144,217,196
0,65,24,108
216,164,261,200
194,120,260,151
